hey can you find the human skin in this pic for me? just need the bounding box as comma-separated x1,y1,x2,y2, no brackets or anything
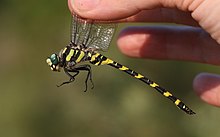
68,0,220,107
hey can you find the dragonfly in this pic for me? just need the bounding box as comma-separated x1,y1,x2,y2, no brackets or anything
46,14,196,115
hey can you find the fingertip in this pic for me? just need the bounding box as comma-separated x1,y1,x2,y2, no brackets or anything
117,28,150,57
68,0,100,15
68,0,140,20
193,73,220,107
117,27,169,59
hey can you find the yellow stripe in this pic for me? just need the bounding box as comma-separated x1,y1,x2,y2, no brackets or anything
75,51,85,63
95,62,100,65
175,99,181,105
100,58,113,65
163,91,172,97
95,53,100,57
62,47,67,54
66,50,74,61
91,53,100,62
88,52,92,57
134,74,144,78
150,83,159,87
119,66,129,70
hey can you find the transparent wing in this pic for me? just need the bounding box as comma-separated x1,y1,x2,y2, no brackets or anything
71,14,92,48
71,14,117,51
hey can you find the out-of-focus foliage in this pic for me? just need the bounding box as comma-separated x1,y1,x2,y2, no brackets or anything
0,0,220,137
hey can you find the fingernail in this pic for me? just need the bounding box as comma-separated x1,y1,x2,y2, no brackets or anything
73,0,100,11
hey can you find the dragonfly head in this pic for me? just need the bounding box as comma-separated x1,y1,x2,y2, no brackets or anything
46,53,61,72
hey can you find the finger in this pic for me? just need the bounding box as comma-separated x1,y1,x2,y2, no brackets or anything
123,9,198,27
69,1,197,26
193,73,220,107
117,25,220,65
68,0,159,19
68,0,199,25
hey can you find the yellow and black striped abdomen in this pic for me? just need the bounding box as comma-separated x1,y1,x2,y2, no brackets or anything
90,52,195,115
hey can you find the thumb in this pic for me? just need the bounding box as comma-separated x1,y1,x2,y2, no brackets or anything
68,0,160,20
193,72,220,107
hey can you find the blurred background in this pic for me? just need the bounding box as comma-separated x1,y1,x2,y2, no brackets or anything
1,0,220,137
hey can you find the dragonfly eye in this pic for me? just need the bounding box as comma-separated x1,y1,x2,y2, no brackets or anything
50,54,59,65
46,54,60,71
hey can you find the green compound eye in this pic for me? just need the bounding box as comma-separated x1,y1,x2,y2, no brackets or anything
50,54,59,65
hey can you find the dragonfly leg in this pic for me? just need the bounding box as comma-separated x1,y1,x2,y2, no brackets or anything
72,64,94,92
57,68,79,87
58,65,94,92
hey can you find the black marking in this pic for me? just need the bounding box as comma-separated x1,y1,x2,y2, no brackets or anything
70,49,76,61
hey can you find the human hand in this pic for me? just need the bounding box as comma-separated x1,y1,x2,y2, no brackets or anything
68,0,220,107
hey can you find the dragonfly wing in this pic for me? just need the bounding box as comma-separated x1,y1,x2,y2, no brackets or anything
86,23,116,51
71,14,93,47
71,14,117,51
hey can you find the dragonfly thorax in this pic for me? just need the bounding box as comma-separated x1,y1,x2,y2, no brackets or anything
59,46,92,68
